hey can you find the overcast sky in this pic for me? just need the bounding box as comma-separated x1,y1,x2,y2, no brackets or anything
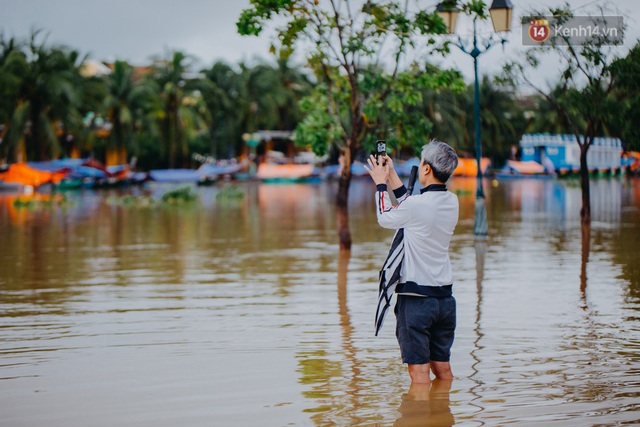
1,0,638,88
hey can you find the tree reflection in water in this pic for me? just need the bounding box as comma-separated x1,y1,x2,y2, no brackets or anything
580,222,591,300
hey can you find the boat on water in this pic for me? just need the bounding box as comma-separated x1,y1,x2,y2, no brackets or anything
147,162,246,184
256,163,321,183
0,162,66,192
147,169,201,183
28,159,105,189
491,160,554,179
26,158,135,189
196,163,243,183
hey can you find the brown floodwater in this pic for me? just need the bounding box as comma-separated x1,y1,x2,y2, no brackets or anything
1,177,639,426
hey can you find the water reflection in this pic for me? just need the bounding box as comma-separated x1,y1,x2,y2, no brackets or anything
395,380,454,427
1,178,639,426
336,249,364,423
468,239,487,418
581,223,591,298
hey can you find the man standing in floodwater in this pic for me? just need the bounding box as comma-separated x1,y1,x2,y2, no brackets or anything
365,140,459,384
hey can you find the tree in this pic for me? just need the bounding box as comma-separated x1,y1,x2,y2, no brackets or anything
237,0,464,250
272,58,313,131
2,31,85,161
238,62,286,135
103,60,159,165
152,51,208,168
501,4,625,224
422,75,525,164
423,82,471,153
201,61,243,159
608,41,640,152
232,59,312,160
0,35,22,161
523,90,567,136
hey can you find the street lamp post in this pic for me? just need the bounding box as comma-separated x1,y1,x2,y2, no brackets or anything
436,0,514,237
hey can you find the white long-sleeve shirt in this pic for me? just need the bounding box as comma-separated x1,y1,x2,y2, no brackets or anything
375,183,459,296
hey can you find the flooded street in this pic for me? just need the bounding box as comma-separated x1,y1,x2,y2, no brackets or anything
1,177,639,426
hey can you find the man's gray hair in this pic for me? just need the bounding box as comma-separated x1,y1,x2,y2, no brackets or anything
421,140,458,182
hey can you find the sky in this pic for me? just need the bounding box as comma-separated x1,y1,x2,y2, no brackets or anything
1,0,638,88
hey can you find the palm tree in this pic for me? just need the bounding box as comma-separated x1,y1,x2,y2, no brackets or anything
0,35,22,161
271,58,312,130
477,76,524,165
235,59,312,159
152,50,208,168
525,90,570,135
425,86,471,153
3,31,84,161
425,76,526,165
104,60,159,164
200,61,243,159
238,61,282,133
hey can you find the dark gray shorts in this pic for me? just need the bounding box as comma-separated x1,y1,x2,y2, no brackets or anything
395,294,456,365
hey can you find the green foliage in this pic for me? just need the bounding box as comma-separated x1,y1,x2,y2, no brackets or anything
160,186,199,204
294,87,345,157
215,185,245,207
609,42,640,151
295,61,465,159
237,0,296,36
104,60,160,164
13,194,70,209
151,51,210,168
107,188,201,207
1,30,86,161
237,0,469,165
3,1,632,175
106,194,155,207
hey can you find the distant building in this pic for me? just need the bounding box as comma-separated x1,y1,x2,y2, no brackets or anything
520,133,622,174
80,59,112,77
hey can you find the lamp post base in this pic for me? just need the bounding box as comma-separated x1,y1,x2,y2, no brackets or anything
473,194,488,238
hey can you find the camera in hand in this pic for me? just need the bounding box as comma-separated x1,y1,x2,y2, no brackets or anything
376,140,386,165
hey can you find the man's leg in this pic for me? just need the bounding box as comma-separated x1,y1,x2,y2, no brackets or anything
429,297,456,381
430,361,453,380
408,363,431,384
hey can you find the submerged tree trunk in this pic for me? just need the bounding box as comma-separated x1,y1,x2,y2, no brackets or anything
336,145,353,251
579,143,592,225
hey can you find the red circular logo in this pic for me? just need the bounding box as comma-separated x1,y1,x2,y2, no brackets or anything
529,19,550,43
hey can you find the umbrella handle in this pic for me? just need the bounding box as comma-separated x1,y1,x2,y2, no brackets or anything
407,166,419,194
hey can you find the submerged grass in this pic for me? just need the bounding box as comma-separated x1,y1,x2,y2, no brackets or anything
161,186,198,204
216,185,245,202
106,186,199,207
106,194,156,207
13,194,71,209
